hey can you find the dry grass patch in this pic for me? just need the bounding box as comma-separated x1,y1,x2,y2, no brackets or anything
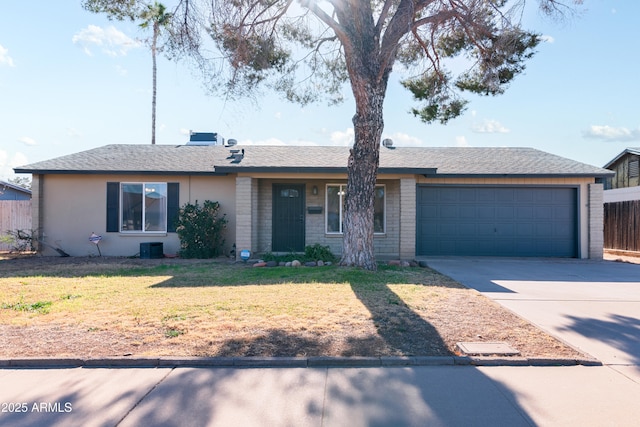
0,255,584,359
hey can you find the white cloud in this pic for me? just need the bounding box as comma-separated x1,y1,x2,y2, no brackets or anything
583,125,640,142
67,128,82,138
0,150,28,179
385,132,423,147
115,65,128,76
455,136,470,147
0,44,15,67
72,25,140,57
472,119,509,134
540,35,555,44
240,137,287,145
18,136,36,146
329,128,354,146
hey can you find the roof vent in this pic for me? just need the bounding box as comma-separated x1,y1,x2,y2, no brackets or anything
382,138,395,149
227,139,237,147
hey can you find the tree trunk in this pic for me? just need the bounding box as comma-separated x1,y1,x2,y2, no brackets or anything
340,83,385,270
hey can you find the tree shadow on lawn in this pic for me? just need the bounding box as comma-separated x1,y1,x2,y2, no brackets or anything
207,282,453,357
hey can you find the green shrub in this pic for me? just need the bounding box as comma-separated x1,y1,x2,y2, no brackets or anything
261,244,336,263
304,243,337,262
175,200,228,258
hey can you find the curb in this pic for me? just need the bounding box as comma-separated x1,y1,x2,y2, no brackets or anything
0,356,602,369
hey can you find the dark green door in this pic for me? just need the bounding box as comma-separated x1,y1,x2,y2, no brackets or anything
272,184,305,252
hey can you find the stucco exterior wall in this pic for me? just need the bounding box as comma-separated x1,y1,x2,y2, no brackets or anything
37,174,236,257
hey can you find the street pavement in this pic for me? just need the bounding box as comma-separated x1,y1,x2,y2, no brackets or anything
2,257,640,426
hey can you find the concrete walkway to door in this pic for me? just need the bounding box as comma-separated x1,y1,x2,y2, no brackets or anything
423,257,640,378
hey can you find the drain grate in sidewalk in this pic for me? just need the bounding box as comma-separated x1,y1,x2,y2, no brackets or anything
457,342,520,356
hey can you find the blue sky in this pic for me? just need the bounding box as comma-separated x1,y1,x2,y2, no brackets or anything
1,1,638,180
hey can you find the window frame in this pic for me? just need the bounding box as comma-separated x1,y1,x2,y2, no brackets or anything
325,183,386,235
119,182,168,233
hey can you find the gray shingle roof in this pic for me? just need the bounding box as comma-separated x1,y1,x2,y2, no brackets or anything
14,144,613,177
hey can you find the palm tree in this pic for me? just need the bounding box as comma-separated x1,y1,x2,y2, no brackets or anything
140,2,171,145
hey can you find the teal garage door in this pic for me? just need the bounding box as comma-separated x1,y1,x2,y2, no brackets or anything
416,186,578,257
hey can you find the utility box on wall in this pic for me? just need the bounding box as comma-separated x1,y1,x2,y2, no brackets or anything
140,242,163,259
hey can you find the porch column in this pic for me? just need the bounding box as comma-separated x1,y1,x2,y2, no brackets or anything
399,178,416,259
588,183,604,259
235,176,256,260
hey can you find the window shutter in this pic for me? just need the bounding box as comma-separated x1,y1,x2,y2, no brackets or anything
106,182,120,232
167,182,180,232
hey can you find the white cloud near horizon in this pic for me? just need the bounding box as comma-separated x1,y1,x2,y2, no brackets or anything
0,150,28,179
329,128,354,146
472,119,509,134
583,125,640,142
72,25,140,57
455,136,470,147
0,44,15,67
385,132,423,147
18,136,36,146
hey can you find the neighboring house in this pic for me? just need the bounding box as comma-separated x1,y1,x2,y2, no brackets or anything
603,147,640,191
0,180,31,200
14,144,612,259
602,148,640,252
0,181,32,251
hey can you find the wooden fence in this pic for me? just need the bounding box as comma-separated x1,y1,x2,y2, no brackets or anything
0,200,32,251
604,200,640,252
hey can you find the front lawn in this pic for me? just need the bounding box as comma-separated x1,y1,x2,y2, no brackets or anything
0,256,581,359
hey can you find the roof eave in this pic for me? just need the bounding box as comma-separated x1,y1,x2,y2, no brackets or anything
214,166,438,175
14,169,227,176
429,172,615,178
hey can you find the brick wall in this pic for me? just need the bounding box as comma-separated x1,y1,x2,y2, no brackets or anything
589,183,604,259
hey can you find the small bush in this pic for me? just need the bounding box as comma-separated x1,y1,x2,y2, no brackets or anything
261,244,336,263
304,243,337,262
1,229,37,252
175,200,228,259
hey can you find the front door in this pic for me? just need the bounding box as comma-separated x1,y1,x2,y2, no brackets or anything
272,184,305,252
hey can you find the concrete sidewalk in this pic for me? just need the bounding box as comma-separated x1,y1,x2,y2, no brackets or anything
2,365,640,427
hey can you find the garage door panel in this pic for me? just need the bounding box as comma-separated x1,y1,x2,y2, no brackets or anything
497,207,514,219
416,186,577,257
477,206,495,219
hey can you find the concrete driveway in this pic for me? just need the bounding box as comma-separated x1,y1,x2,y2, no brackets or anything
423,257,640,372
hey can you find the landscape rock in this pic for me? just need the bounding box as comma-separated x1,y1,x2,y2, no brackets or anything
285,262,292,267
388,260,401,266
252,262,267,268
317,260,324,267
291,260,301,267
266,261,278,267
305,261,317,267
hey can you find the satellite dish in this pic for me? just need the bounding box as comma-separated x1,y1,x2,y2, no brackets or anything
382,138,393,147
227,139,237,146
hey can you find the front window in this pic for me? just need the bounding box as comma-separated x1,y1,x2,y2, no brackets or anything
326,184,385,234
121,183,167,232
